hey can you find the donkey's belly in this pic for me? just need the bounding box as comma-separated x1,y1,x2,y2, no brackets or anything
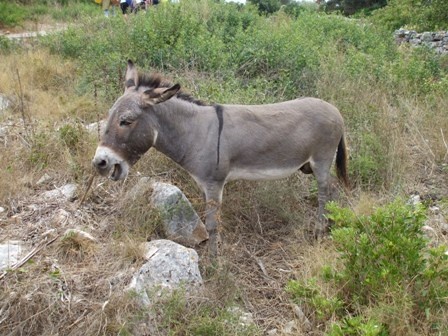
227,165,299,181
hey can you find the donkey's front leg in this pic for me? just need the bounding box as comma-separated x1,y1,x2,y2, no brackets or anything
203,183,224,257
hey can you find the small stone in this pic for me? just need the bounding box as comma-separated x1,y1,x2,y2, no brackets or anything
283,320,297,334
51,209,70,227
0,95,10,112
63,229,97,244
86,120,107,136
267,329,278,336
421,32,433,42
409,194,421,206
227,306,254,327
36,173,52,185
41,184,78,202
0,241,24,271
292,304,312,331
440,223,448,235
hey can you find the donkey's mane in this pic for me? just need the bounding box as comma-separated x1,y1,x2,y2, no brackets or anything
137,72,209,106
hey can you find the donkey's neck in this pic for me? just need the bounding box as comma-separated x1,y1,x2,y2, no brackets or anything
152,98,215,166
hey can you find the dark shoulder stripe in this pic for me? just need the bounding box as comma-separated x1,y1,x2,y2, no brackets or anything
214,104,224,166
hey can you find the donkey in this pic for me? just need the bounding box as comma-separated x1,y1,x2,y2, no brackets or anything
92,60,348,256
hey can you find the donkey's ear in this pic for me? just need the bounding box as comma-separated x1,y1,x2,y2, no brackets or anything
125,59,138,90
141,84,181,106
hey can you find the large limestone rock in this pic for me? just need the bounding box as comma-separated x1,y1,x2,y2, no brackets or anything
128,177,208,246
128,239,203,305
151,181,208,245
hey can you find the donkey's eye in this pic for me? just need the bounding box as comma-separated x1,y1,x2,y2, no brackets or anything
119,119,132,127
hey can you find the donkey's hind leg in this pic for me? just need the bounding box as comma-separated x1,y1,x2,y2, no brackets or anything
310,159,333,237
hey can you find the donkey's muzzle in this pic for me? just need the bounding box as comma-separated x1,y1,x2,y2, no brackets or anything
92,146,130,181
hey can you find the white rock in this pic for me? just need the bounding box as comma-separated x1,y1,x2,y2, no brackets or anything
151,181,208,246
128,177,208,246
36,173,52,185
63,229,97,244
51,209,70,227
283,320,297,334
409,194,421,206
0,241,24,271
227,306,254,327
86,120,107,136
429,206,440,214
41,184,78,202
292,304,312,331
127,239,203,306
267,329,278,336
0,95,10,112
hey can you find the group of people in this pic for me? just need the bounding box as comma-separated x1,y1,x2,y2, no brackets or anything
102,0,160,18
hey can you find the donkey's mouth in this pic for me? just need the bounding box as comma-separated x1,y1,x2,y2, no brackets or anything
109,164,122,181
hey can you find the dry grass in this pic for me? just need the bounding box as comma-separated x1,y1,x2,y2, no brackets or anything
1,46,447,335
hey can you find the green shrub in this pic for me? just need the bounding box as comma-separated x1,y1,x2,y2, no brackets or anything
287,200,448,334
0,2,28,28
371,0,448,31
327,200,429,303
286,278,343,321
0,36,17,54
28,131,55,170
59,124,84,151
328,316,388,336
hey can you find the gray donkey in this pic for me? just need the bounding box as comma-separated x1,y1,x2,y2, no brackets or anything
93,60,348,256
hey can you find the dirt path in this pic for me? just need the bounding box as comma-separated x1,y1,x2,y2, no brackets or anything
0,23,67,40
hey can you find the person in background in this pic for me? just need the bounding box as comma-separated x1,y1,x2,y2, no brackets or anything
102,0,116,17
120,0,132,18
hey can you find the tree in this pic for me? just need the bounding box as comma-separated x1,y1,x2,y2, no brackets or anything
249,0,283,14
321,0,387,16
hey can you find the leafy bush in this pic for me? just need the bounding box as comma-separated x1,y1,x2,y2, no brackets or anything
371,0,448,31
0,36,17,53
0,2,28,28
287,200,448,334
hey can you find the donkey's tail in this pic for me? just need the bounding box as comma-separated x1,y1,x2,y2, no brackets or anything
336,135,349,188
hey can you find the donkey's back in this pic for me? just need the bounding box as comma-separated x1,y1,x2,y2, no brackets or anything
219,98,345,183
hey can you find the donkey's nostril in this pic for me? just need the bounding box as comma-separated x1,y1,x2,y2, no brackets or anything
97,159,107,168
93,157,108,170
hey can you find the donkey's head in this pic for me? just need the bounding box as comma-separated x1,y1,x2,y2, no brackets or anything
92,60,180,180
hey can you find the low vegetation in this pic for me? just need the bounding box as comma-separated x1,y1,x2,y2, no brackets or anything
0,0,447,334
